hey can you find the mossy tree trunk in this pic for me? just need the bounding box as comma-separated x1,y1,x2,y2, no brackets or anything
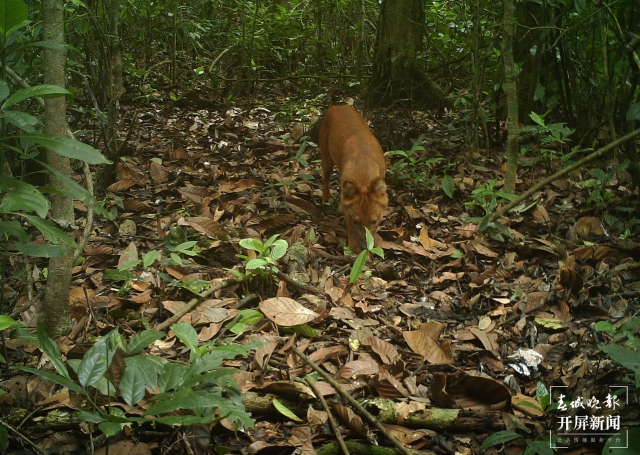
369,0,444,109
42,0,73,337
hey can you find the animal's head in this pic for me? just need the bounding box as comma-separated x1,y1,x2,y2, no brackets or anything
340,178,388,252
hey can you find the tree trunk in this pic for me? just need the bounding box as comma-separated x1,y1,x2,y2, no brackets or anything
369,0,444,109
502,0,519,194
42,0,73,337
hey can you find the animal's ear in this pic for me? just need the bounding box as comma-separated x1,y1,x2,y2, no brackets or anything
342,180,358,199
371,179,387,195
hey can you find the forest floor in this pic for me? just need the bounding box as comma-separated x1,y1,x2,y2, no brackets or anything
3,87,640,455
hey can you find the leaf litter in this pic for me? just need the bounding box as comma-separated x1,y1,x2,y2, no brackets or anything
4,93,640,455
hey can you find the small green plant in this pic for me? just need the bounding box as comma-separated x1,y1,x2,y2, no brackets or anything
387,135,442,194
348,228,384,285
229,234,289,294
519,112,577,165
581,161,629,207
464,179,516,241
480,382,564,454
7,318,253,437
595,316,640,387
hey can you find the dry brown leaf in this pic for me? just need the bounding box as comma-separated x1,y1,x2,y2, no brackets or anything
403,321,453,363
106,179,137,192
178,216,228,238
339,359,380,379
219,179,259,193
149,161,169,184
123,199,154,213
179,186,212,205
330,401,368,436
259,297,318,327
362,336,401,364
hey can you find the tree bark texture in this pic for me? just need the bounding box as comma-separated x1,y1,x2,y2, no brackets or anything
370,0,444,109
502,0,519,194
42,0,73,337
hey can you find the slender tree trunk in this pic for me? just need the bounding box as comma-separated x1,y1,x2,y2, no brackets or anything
107,0,121,159
355,0,365,81
42,0,73,337
502,0,519,193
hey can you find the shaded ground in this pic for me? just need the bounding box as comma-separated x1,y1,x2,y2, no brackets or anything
3,87,640,455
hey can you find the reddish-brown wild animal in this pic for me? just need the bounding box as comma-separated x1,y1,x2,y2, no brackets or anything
315,105,388,252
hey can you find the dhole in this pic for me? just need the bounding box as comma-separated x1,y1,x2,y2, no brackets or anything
313,105,388,252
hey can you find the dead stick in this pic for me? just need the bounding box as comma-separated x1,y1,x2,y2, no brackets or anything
276,270,321,295
305,378,350,455
155,278,240,331
490,127,640,223
293,348,413,455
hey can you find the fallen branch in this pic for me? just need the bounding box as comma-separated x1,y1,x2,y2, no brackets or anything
490,127,640,223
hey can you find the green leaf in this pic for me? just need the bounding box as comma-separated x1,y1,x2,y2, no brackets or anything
127,330,164,356
269,239,288,261
143,250,160,267
120,360,148,406
442,174,455,198
0,315,21,331
479,430,522,450
0,0,29,39
246,257,269,270
349,250,367,284
536,382,549,409
2,85,69,110
0,80,9,103
371,247,384,259
0,177,50,218
0,220,29,242
154,415,216,426
36,318,69,378
603,427,640,455
365,227,374,251
272,398,303,422
172,322,199,353
290,324,318,338
226,309,263,335
239,238,266,253
158,362,187,392
524,438,554,455
626,103,640,122
78,337,112,387
23,133,110,164
529,111,545,127
200,345,248,370
14,242,67,258
599,343,640,377
75,410,106,424
21,214,79,249
165,227,187,251
103,268,137,281
0,110,39,132
15,366,87,396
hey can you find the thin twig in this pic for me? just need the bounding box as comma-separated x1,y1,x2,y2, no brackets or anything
0,419,47,455
305,377,350,455
293,348,413,455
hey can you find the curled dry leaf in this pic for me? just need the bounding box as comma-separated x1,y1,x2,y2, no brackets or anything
149,161,169,184
339,359,380,379
330,401,368,436
260,297,319,327
362,336,401,364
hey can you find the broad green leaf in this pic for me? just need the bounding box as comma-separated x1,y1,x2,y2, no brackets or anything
36,318,69,378
21,214,79,249
0,110,39,132
2,85,69,110
15,366,87,396
120,361,147,406
165,226,187,251
627,103,640,122
524,438,554,455
14,242,67,258
529,111,545,126
603,427,640,455
24,133,109,164
172,322,199,352
0,315,21,330
442,174,455,198
78,337,111,387
201,345,248,370
246,257,269,270
75,410,106,424
365,227,374,251
127,330,164,356
536,382,549,409
0,0,29,37
349,250,367,284
226,309,263,335
0,178,49,218
479,430,522,450
143,250,160,267
272,398,302,422
0,81,9,103
599,343,640,377
269,239,288,261
103,268,136,281
158,362,187,392
37,161,112,219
